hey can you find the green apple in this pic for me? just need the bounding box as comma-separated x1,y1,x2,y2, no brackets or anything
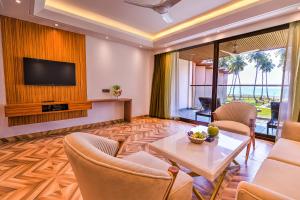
207,125,219,137
192,131,206,139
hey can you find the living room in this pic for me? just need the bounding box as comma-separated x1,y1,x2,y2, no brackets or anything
0,0,300,200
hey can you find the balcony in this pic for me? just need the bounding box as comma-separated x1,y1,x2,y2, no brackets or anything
178,84,281,136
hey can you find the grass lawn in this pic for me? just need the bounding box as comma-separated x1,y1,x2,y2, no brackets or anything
225,96,272,119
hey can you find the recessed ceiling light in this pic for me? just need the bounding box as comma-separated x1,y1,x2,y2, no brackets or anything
139,45,143,48
16,0,21,4
54,23,59,27
105,36,109,40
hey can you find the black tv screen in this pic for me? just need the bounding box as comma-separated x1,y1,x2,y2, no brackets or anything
23,57,76,86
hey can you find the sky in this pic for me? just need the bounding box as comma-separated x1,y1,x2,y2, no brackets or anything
226,49,284,85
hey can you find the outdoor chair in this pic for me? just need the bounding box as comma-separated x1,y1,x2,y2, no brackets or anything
267,102,280,135
195,97,220,120
212,101,257,162
64,132,193,200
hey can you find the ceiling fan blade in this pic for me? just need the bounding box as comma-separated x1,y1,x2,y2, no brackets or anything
161,13,173,23
124,0,155,9
158,0,181,8
220,50,236,56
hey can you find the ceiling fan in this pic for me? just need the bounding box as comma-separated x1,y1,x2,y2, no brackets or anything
220,42,259,56
124,0,182,23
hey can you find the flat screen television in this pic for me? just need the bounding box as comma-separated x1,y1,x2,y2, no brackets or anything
23,57,76,86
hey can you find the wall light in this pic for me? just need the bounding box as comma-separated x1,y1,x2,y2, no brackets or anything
54,23,59,27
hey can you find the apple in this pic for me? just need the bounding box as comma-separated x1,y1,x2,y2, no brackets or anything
207,125,219,137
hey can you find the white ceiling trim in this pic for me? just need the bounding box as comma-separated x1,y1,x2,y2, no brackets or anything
34,0,261,43
33,0,300,49
34,0,153,47
159,3,300,48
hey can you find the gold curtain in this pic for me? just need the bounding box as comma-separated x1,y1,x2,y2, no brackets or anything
149,53,173,118
290,22,300,121
279,21,300,127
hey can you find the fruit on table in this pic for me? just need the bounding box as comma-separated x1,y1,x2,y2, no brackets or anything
191,131,206,139
207,124,219,137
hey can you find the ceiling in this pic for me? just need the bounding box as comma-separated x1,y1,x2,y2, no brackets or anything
0,0,300,49
179,28,288,64
46,0,232,34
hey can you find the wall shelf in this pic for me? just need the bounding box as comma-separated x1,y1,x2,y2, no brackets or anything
88,98,132,122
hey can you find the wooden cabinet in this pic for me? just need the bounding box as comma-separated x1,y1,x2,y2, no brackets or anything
5,101,92,117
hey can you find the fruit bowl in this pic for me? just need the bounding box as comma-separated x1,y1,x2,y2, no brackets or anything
187,131,207,144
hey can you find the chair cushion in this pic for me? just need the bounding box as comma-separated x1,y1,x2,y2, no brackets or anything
281,121,300,142
253,159,300,199
123,151,193,200
211,120,250,136
268,138,300,167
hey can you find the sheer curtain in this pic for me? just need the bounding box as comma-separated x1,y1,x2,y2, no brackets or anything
278,21,300,137
170,52,179,118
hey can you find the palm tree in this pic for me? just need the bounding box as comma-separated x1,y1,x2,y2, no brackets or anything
219,56,234,96
261,55,275,100
276,48,286,68
247,52,268,102
227,55,247,100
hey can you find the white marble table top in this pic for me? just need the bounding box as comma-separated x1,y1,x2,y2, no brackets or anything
149,125,250,182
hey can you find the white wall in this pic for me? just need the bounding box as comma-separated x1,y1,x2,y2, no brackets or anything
0,34,154,138
178,59,189,109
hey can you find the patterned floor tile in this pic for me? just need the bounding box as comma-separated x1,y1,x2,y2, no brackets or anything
0,117,273,200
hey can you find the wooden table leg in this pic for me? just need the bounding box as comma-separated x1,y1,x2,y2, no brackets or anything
169,160,240,200
124,100,132,122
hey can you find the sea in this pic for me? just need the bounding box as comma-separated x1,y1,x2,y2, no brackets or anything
224,86,282,98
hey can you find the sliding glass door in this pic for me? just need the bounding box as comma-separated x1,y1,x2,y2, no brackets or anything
175,25,289,139
217,29,288,138
177,44,215,124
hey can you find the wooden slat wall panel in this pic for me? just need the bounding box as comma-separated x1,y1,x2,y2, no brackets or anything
8,111,87,126
1,16,88,125
179,29,288,63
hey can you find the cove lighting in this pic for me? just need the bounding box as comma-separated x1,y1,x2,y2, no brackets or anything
44,0,260,41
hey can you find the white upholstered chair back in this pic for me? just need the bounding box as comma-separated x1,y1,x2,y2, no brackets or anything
64,132,173,200
214,101,257,127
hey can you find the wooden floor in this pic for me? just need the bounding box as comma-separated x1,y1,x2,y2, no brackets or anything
0,117,273,200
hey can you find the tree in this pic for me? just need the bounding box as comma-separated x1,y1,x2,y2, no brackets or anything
248,51,276,102
219,56,234,96
248,52,268,102
261,58,275,100
227,55,247,100
276,48,286,68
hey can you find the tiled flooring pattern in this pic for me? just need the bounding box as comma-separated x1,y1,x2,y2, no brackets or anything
0,117,273,200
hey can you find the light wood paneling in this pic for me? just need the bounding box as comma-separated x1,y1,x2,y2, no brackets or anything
5,101,92,117
1,16,88,126
179,29,288,63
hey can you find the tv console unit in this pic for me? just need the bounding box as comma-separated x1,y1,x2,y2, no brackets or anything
5,98,132,125
5,101,92,117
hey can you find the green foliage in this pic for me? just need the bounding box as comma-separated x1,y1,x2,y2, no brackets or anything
112,85,121,90
227,55,247,75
